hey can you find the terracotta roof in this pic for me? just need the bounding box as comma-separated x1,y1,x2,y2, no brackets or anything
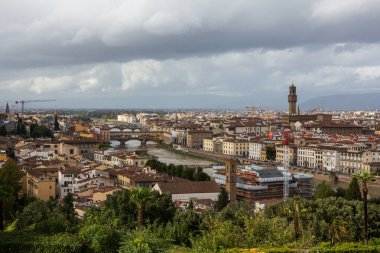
61,168,81,175
27,168,58,177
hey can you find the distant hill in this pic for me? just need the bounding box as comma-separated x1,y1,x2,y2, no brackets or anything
300,93,380,111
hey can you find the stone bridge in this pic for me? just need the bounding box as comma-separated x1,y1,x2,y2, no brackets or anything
99,127,164,147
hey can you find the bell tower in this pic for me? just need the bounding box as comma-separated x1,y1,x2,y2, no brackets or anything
225,158,237,202
288,83,297,115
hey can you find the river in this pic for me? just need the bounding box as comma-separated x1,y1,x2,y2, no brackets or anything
111,140,214,167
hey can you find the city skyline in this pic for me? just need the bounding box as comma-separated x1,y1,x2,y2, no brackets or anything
1,1,380,108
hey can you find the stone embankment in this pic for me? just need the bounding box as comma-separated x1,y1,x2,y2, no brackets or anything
176,145,380,188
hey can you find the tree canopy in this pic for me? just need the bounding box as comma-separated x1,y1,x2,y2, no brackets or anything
146,159,211,181
0,159,22,230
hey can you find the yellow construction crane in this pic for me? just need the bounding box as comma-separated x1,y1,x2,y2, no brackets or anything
15,99,56,113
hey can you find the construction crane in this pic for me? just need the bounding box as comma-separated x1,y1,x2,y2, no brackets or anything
283,129,291,200
15,99,56,113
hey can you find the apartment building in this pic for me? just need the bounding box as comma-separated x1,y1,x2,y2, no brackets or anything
322,149,341,172
186,130,212,149
223,139,249,157
297,146,318,169
248,142,266,160
203,137,224,154
117,167,186,189
363,150,380,175
58,167,114,198
224,121,269,135
303,122,363,135
276,145,297,165
96,150,153,167
26,168,58,200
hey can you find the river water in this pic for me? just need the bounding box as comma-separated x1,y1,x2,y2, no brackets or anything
111,140,214,167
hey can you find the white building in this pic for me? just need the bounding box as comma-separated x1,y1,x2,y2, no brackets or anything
297,146,317,169
249,142,266,160
117,114,137,124
58,167,114,198
322,149,341,172
153,181,220,202
223,139,249,157
203,137,224,154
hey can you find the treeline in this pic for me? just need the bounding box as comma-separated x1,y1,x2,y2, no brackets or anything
1,191,380,252
1,159,380,252
146,159,211,181
30,124,53,138
0,122,52,137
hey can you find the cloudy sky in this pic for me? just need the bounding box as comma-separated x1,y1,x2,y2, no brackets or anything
1,0,380,109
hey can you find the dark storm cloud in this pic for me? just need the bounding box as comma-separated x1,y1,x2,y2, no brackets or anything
1,0,380,68
1,0,380,108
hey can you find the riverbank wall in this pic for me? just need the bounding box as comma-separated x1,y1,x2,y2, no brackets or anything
158,144,222,163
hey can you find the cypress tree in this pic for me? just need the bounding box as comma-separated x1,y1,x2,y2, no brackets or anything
216,188,229,211
345,177,362,201
54,113,60,131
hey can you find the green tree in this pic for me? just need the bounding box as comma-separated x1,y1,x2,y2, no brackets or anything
53,114,60,131
119,228,169,253
0,125,7,136
328,217,349,246
244,213,293,247
165,210,202,246
335,187,346,198
192,220,243,251
188,200,194,210
144,191,175,225
58,194,77,224
82,206,119,228
284,198,307,240
34,233,83,253
16,199,74,233
194,168,211,181
314,182,336,199
16,199,51,230
130,188,154,227
215,188,229,211
218,201,255,227
30,124,53,138
266,146,276,161
354,170,376,244
0,159,21,230
79,224,120,253
345,177,362,201
104,190,135,227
